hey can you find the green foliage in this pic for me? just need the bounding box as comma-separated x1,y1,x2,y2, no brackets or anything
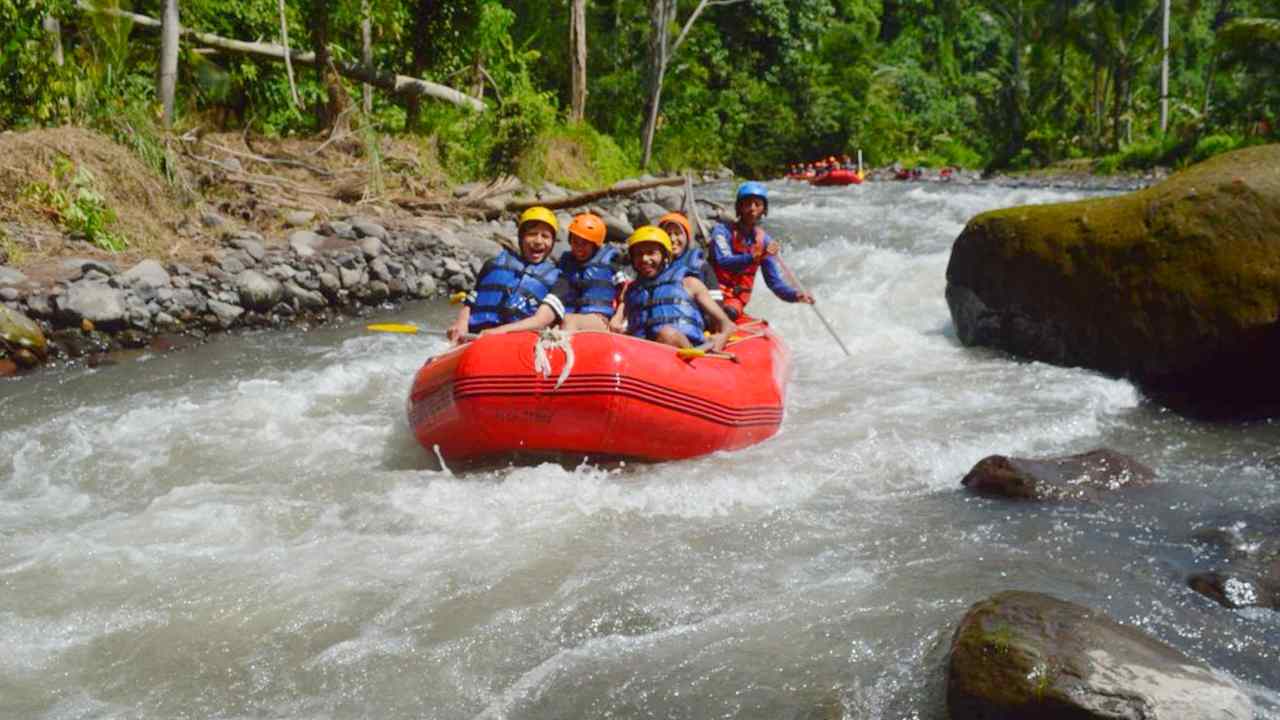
0,226,25,266
519,122,638,190
23,157,128,252
487,81,558,176
8,0,1277,182
1191,133,1241,163
0,0,75,128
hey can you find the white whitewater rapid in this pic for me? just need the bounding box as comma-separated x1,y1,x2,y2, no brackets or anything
2,180,1277,718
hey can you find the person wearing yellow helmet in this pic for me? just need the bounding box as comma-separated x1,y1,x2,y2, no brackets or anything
446,206,562,343
611,226,733,351
474,211,628,336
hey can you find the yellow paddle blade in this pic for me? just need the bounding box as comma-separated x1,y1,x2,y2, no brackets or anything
676,347,739,362
367,323,422,334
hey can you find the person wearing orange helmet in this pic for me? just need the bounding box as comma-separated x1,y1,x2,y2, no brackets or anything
477,211,628,335
657,211,720,301
448,206,561,342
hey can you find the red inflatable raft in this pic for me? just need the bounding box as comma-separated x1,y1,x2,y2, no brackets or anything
407,323,791,464
810,169,864,186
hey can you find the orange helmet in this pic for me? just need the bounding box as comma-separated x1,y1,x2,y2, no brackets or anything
567,212,607,246
656,212,692,243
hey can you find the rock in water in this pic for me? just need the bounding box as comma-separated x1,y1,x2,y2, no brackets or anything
0,304,46,363
1187,509,1280,610
945,144,1280,419
961,448,1154,502
947,591,1254,720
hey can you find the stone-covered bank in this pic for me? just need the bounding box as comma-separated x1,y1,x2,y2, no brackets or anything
0,178,722,377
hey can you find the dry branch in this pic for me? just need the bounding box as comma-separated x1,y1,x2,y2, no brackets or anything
76,0,484,112
198,139,333,178
505,176,685,212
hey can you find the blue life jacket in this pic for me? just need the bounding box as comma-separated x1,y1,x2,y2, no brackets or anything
624,261,705,345
671,245,707,277
557,244,621,317
468,249,561,331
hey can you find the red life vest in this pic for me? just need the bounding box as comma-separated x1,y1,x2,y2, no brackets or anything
713,223,768,311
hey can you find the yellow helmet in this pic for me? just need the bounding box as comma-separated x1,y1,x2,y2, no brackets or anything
626,225,672,255
518,206,559,234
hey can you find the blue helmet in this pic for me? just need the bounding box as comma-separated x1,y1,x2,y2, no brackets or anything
736,181,768,215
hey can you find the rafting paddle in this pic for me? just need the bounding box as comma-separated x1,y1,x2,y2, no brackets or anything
775,256,852,358
676,346,739,362
366,323,476,341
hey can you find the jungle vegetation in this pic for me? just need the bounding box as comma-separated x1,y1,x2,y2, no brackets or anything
2,0,1278,181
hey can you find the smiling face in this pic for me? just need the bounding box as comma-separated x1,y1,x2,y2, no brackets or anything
568,234,597,262
518,221,556,263
737,196,765,227
661,222,688,256
629,242,667,279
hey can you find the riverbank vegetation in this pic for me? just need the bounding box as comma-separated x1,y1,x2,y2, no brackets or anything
2,1,1278,184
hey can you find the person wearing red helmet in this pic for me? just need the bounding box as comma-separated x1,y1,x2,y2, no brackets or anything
478,211,628,335
709,181,813,322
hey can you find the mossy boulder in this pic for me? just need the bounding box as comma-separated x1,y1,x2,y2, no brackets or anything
0,304,46,366
947,591,1253,719
946,144,1280,418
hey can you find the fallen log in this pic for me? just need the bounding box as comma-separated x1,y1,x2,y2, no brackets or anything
76,1,484,112
505,176,685,212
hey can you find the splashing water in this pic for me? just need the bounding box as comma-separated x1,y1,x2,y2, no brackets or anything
2,181,1277,718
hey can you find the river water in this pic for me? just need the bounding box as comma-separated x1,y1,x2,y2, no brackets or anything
2,181,1278,719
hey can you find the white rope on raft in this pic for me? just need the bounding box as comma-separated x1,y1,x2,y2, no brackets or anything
533,327,575,390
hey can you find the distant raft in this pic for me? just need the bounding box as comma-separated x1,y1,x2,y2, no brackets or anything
407,323,791,465
810,169,864,186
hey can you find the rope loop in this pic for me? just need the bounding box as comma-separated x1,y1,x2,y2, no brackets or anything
533,327,575,390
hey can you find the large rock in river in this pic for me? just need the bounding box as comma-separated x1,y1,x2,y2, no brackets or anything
946,144,1280,418
961,448,1154,502
947,591,1253,720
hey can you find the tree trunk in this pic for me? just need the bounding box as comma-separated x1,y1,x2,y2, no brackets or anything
309,0,347,131
77,0,485,112
1159,0,1169,132
1200,0,1232,121
641,0,674,169
569,0,588,123
471,56,485,101
1111,61,1128,149
158,0,180,128
361,0,373,115
1002,0,1027,164
43,15,64,66
277,0,302,107
405,0,436,129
